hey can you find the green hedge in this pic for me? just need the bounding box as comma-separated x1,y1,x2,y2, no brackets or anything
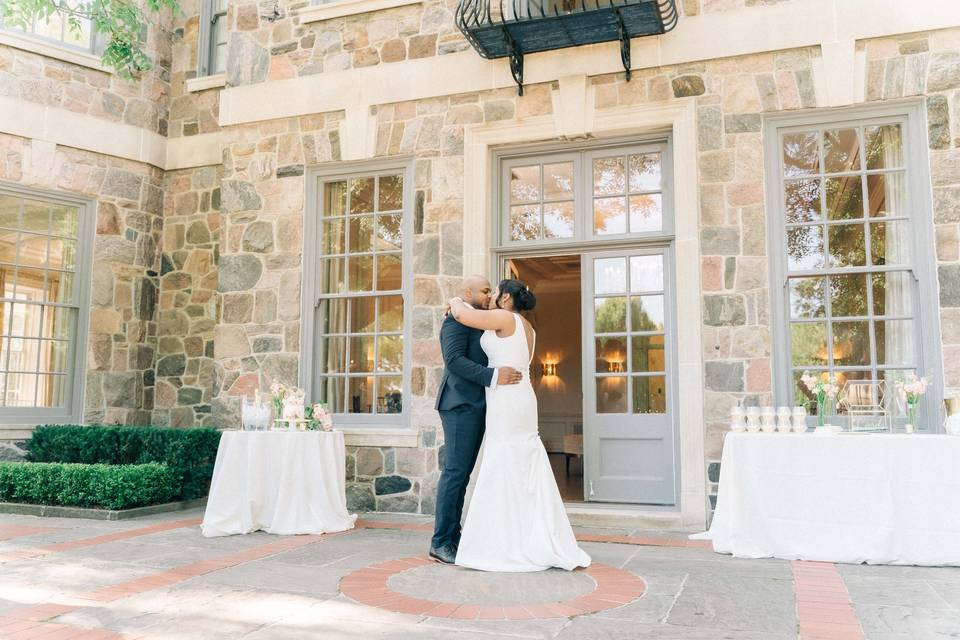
26,425,221,500
0,462,178,510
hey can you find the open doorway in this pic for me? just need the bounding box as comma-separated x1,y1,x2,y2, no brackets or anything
506,255,583,502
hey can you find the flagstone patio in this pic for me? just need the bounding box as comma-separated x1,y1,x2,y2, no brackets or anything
0,509,957,639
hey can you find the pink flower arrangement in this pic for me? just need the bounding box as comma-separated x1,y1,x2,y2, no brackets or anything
895,373,929,427
800,371,839,426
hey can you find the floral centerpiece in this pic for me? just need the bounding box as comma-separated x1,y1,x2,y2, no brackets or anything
895,373,928,431
270,381,306,428
800,371,840,427
305,403,334,431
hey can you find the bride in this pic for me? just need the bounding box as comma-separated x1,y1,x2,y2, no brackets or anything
447,279,591,572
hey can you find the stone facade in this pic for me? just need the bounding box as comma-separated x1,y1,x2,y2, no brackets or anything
1,0,958,519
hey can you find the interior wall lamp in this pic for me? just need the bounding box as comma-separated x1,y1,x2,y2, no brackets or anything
541,362,558,377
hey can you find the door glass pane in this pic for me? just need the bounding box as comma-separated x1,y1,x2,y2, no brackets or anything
870,221,910,266
782,131,820,177
378,175,403,211
787,226,825,270
595,337,627,373
829,274,867,317
631,336,665,372
633,375,666,414
543,202,574,238
827,224,866,267
630,255,663,292
875,319,914,366
543,162,573,200
349,178,375,214
509,165,540,204
628,194,661,233
594,197,626,235
348,376,373,413
631,295,664,331
825,176,864,220
594,297,626,333
871,272,912,317
594,258,626,294
832,321,870,366
784,179,821,223
866,173,905,218
864,124,902,170
377,376,403,414
593,157,625,195
789,277,825,318
823,128,861,173
628,153,660,192
790,322,828,366
510,205,541,240
596,376,627,413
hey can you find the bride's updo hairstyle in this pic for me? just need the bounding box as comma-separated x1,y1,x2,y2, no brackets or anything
496,279,537,312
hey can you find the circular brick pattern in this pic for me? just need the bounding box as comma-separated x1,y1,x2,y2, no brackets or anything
340,556,646,620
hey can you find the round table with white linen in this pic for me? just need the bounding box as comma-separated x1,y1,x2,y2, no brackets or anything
693,432,960,566
201,431,357,537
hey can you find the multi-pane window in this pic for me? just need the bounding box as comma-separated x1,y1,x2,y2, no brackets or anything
500,143,668,246
777,119,921,412
199,0,228,76
1,11,101,54
593,254,667,415
314,173,405,417
0,191,85,414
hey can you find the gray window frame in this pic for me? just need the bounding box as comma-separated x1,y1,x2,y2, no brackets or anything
300,160,414,428
197,0,228,77
764,101,943,429
0,12,104,55
0,182,94,425
496,139,674,250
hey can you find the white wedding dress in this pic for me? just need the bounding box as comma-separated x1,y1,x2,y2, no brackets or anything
455,313,591,572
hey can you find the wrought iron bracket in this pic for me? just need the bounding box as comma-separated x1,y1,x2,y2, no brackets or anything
504,28,525,96
613,7,631,82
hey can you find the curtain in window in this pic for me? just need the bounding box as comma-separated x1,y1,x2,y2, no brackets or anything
880,128,911,371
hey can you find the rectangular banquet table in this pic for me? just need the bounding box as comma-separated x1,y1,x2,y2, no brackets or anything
201,431,357,537
694,432,960,566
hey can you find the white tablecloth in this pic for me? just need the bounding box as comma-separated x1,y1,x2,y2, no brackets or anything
201,431,357,537
694,433,960,566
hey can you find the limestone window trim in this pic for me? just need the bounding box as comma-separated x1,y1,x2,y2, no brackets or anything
0,30,111,73
298,0,422,24
185,73,226,93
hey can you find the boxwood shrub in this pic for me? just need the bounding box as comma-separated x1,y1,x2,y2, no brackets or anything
0,462,178,510
25,425,221,500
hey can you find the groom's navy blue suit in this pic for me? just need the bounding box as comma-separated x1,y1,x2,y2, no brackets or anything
431,314,495,551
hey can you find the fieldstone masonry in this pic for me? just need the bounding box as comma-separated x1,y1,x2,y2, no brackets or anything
1,0,959,515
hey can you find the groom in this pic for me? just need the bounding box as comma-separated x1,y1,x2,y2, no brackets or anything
429,275,522,564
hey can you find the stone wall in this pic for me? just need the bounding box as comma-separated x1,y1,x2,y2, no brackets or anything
0,134,163,426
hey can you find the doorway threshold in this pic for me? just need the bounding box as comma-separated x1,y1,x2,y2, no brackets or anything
564,502,687,531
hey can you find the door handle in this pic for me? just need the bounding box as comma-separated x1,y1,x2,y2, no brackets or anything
589,480,595,497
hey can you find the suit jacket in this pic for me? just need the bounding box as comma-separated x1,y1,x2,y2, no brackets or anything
435,314,495,412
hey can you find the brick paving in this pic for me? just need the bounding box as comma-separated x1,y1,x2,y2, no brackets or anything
0,509,956,639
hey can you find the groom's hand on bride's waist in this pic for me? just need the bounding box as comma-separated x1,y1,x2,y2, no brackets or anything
497,367,522,385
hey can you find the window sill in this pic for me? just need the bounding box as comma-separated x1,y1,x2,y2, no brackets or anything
0,31,110,73
185,73,226,93
298,0,422,23
338,426,419,448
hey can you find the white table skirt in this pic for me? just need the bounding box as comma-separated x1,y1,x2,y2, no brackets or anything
201,431,357,537
694,433,960,566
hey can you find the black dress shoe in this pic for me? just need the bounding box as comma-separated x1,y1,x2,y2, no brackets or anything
428,544,456,564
